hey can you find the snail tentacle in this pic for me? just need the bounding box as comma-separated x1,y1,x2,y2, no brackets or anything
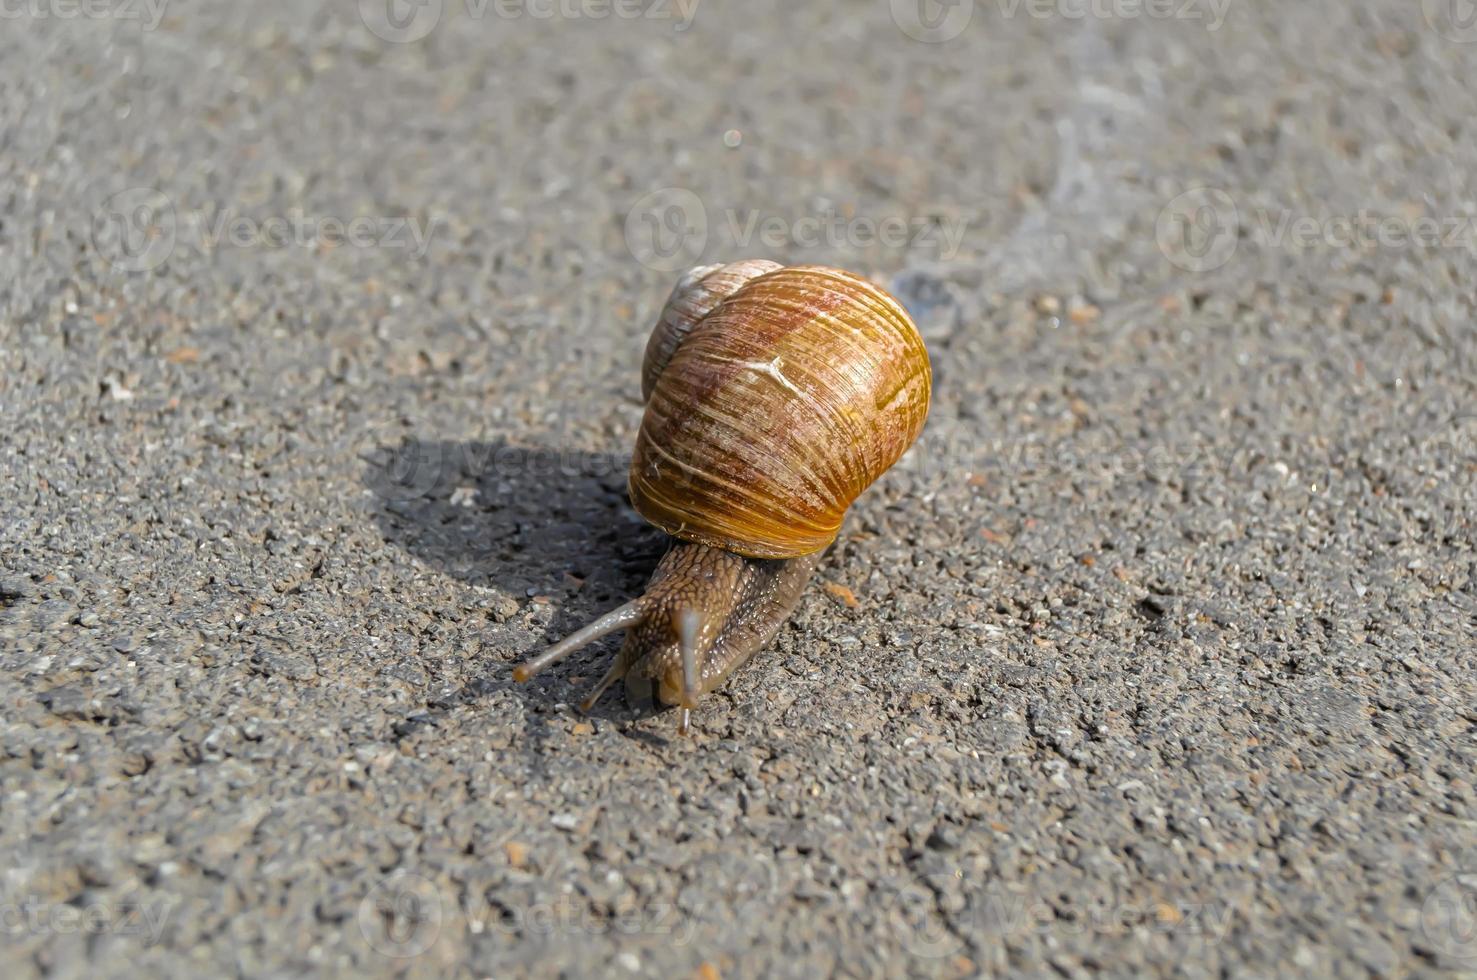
577,659,626,713
511,597,648,683
674,607,707,709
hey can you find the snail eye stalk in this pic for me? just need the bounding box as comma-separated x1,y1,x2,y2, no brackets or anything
577,661,626,713
675,607,704,709
511,598,646,683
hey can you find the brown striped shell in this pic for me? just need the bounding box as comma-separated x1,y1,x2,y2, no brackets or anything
641,259,782,400
629,264,932,559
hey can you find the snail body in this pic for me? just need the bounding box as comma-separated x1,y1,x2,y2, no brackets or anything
513,262,931,733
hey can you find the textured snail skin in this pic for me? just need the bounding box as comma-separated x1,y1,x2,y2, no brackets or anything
615,542,822,713
510,542,821,734
512,262,928,734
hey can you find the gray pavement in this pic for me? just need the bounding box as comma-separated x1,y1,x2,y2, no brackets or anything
2,1,1475,976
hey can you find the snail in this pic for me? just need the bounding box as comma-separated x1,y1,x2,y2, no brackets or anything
513,261,932,734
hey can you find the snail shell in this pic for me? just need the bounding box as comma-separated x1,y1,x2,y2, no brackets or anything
515,261,933,732
640,259,782,400
629,264,932,559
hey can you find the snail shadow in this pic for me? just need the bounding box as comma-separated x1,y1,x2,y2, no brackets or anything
363,436,670,732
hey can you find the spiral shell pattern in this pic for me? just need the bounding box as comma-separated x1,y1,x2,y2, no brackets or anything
641,259,782,400
630,264,931,559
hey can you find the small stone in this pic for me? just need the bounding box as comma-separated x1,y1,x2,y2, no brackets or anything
925,826,959,851
1154,902,1183,925
0,577,34,601
551,813,580,831
1068,302,1101,324
502,841,529,868
392,713,435,738
822,582,859,609
40,685,101,721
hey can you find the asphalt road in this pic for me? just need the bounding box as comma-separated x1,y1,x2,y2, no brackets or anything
2,1,1475,977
